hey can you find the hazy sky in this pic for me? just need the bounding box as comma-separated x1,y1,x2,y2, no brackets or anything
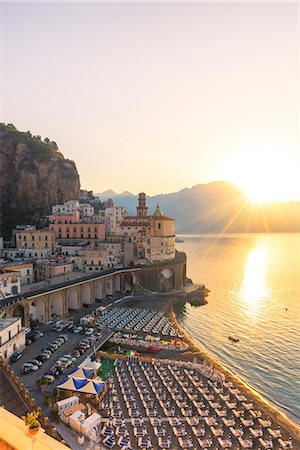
1,2,299,198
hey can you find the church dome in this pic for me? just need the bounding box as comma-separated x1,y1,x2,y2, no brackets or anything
153,204,164,217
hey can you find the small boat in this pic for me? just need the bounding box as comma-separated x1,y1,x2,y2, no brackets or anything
175,238,184,243
228,336,239,343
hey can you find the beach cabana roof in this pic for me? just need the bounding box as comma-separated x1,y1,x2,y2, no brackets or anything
79,379,106,395
83,361,101,371
57,376,89,391
57,376,106,395
69,367,95,379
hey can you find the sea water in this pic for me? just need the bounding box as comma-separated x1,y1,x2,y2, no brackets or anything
175,233,300,423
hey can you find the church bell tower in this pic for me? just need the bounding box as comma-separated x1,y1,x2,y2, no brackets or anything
136,192,148,217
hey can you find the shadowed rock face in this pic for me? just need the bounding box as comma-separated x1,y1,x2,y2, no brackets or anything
0,124,80,238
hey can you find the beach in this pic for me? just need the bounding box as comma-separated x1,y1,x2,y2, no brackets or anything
117,290,300,446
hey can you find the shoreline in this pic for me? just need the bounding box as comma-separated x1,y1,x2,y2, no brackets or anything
120,291,300,444
169,301,300,444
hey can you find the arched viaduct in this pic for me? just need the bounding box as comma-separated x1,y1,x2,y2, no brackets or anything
2,253,186,327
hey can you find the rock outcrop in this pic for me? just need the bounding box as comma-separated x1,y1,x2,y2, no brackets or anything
0,123,80,238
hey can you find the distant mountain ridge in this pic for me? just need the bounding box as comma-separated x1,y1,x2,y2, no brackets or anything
97,182,300,233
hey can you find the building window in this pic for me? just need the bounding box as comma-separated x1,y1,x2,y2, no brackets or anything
45,242,48,248
27,269,30,275
158,223,161,229
9,330,11,340
4,350,7,359
13,344,16,351
11,285,18,295
23,236,27,240
32,235,35,240
45,235,48,241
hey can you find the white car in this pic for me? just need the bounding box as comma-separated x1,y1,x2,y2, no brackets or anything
74,327,83,334
23,363,38,372
85,328,94,335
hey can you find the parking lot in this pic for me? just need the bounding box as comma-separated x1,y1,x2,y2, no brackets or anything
11,320,113,392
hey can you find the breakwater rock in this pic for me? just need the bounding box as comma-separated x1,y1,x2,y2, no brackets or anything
175,285,210,306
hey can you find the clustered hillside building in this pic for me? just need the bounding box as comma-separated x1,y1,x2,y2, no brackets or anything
0,192,177,285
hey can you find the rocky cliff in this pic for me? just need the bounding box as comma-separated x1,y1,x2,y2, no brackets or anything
0,123,80,238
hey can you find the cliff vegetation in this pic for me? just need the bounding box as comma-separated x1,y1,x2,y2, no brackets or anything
0,123,80,238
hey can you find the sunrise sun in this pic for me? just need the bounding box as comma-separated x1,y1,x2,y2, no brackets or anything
226,146,297,203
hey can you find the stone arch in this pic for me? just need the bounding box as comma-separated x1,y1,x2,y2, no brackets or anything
159,267,175,292
94,280,103,301
106,278,113,296
13,304,25,326
30,297,47,324
82,283,92,305
67,287,80,311
50,292,64,318
123,272,134,293
114,274,121,293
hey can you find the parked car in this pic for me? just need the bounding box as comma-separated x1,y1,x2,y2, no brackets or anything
27,334,36,342
35,355,47,363
10,351,23,363
22,363,38,372
41,348,53,355
42,375,55,383
32,330,44,338
27,359,42,367
74,326,83,334
85,328,95,336
49,343,58,351
58,334,68,342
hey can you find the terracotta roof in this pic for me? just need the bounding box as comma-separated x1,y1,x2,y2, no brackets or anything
153,215,174,221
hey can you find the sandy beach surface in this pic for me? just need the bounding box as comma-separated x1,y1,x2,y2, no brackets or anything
115,289,300,446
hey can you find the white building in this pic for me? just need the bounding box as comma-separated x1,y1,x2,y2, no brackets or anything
80,242,123,272
0,262,34,286
52,200,80,215
0,318,25,360
105,205,127,235
67,409,101,441
0,270,21,299
57,396,79,417
79,203,94,217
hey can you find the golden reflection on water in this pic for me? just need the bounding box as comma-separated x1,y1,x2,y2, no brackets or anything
242,248,268,315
